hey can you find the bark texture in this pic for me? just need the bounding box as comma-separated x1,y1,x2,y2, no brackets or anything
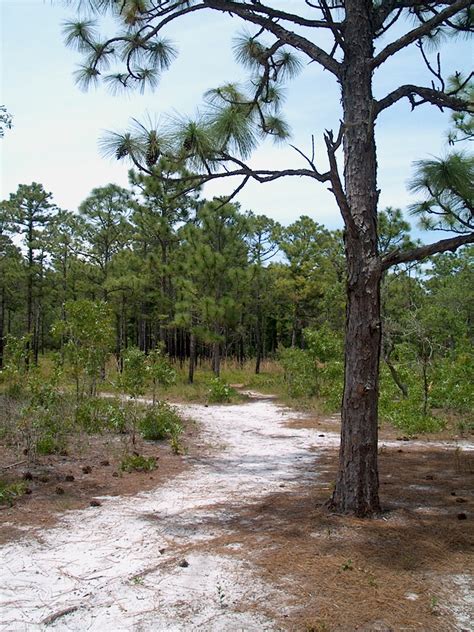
330,0,382,516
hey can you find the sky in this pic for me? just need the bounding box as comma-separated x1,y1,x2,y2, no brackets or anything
1,0,471,235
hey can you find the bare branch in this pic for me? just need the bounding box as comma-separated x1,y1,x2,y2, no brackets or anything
208,175,251,211
381,231,474,269
372,0,471,69
375,83,471,116
373,0,461,32
417,40,445,93
289,142,330,182
323,127,357,234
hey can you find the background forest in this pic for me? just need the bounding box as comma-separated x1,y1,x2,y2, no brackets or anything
0,164,472,465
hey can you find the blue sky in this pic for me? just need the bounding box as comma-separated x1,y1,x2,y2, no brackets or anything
1,0,471,235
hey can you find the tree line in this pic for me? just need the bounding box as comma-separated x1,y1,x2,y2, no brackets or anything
0,169,345,376
1,172,472,404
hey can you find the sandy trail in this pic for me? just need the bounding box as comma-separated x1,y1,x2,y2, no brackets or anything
0,396,340,631
2,395,473,631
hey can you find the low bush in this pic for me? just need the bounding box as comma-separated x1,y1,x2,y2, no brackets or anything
75,398,127,434
207,377,236,403
278,347,317,399
36,433,65,455
0,479,27,506
379,365,445,436
120,454,156,472
139,401,183,440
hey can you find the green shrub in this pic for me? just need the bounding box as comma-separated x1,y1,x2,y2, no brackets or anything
0,480,27,506
318,360,344,412
379,365,445,435
16,368,71,458
139,402,183,440
305,325,343,362
147,347,177,390
207,377,236,403
36,433,64,455
278,347,317,398
430,353,474,414
75,398,127,434
120,347,147,399
120,454,156,472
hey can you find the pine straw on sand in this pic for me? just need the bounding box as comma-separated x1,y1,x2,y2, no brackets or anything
188,447,473,631
0,424,197,542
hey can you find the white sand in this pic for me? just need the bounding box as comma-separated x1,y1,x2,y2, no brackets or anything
0,398,337,631
1,396,472,631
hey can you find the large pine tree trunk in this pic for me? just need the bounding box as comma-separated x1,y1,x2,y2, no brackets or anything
330,0,382,516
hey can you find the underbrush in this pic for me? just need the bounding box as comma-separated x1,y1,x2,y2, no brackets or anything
139,401,183,441
1,337,471,446
120,454,157,473
0,384,186,466
0,479,27,506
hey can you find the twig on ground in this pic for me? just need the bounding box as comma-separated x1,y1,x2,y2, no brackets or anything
1,460,27,471
41,605,80,625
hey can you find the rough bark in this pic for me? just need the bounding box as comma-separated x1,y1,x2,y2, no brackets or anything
330,0,382,516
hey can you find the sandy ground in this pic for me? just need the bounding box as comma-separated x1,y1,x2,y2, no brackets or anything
0,393,473,631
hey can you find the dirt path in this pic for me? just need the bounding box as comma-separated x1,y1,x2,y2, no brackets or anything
1,395,473,631
0,395,337,631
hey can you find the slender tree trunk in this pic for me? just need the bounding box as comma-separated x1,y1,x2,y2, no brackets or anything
115,314,122,370
188,331,196,384
25,243,34,369
291,321,297,348
0,286,5,369
330,0,381,516
255,311,262,374
33,309,40,365
385,357,408,398
421,349,430,417
212,339,220,377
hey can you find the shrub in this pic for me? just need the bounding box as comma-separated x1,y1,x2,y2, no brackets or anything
75,398,127,434
0,480,27,506
36,433,65,455
379,365,445,436
207,377,236,403
430,353,474,414
120,454,156,472
120,347,147,399
139,402,183,440
318,360,344,412
147,347,177,404
16,368,71,459
278,347,317,398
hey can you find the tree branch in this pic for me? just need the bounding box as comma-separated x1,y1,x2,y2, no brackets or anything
372,0,471,69
375,84,471,116
323,127,357,235
381,231,474,269
203,0,342,77
373,0,461,33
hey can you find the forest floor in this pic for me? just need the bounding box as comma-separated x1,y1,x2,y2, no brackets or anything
0,392,473,631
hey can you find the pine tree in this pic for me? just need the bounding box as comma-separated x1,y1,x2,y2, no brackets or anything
0,183,58,365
